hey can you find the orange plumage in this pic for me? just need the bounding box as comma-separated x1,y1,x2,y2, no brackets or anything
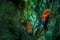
41,9,50,18
26,21,32,30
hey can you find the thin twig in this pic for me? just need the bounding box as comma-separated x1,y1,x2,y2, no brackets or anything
49,5,59,20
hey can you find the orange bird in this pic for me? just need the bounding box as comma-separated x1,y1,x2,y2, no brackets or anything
41,9,50,30
26,21,32,36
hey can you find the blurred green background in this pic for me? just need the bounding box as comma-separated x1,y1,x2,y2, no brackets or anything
0,0,60,40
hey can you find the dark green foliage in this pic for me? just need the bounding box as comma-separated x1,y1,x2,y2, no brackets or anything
0,0,60,40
